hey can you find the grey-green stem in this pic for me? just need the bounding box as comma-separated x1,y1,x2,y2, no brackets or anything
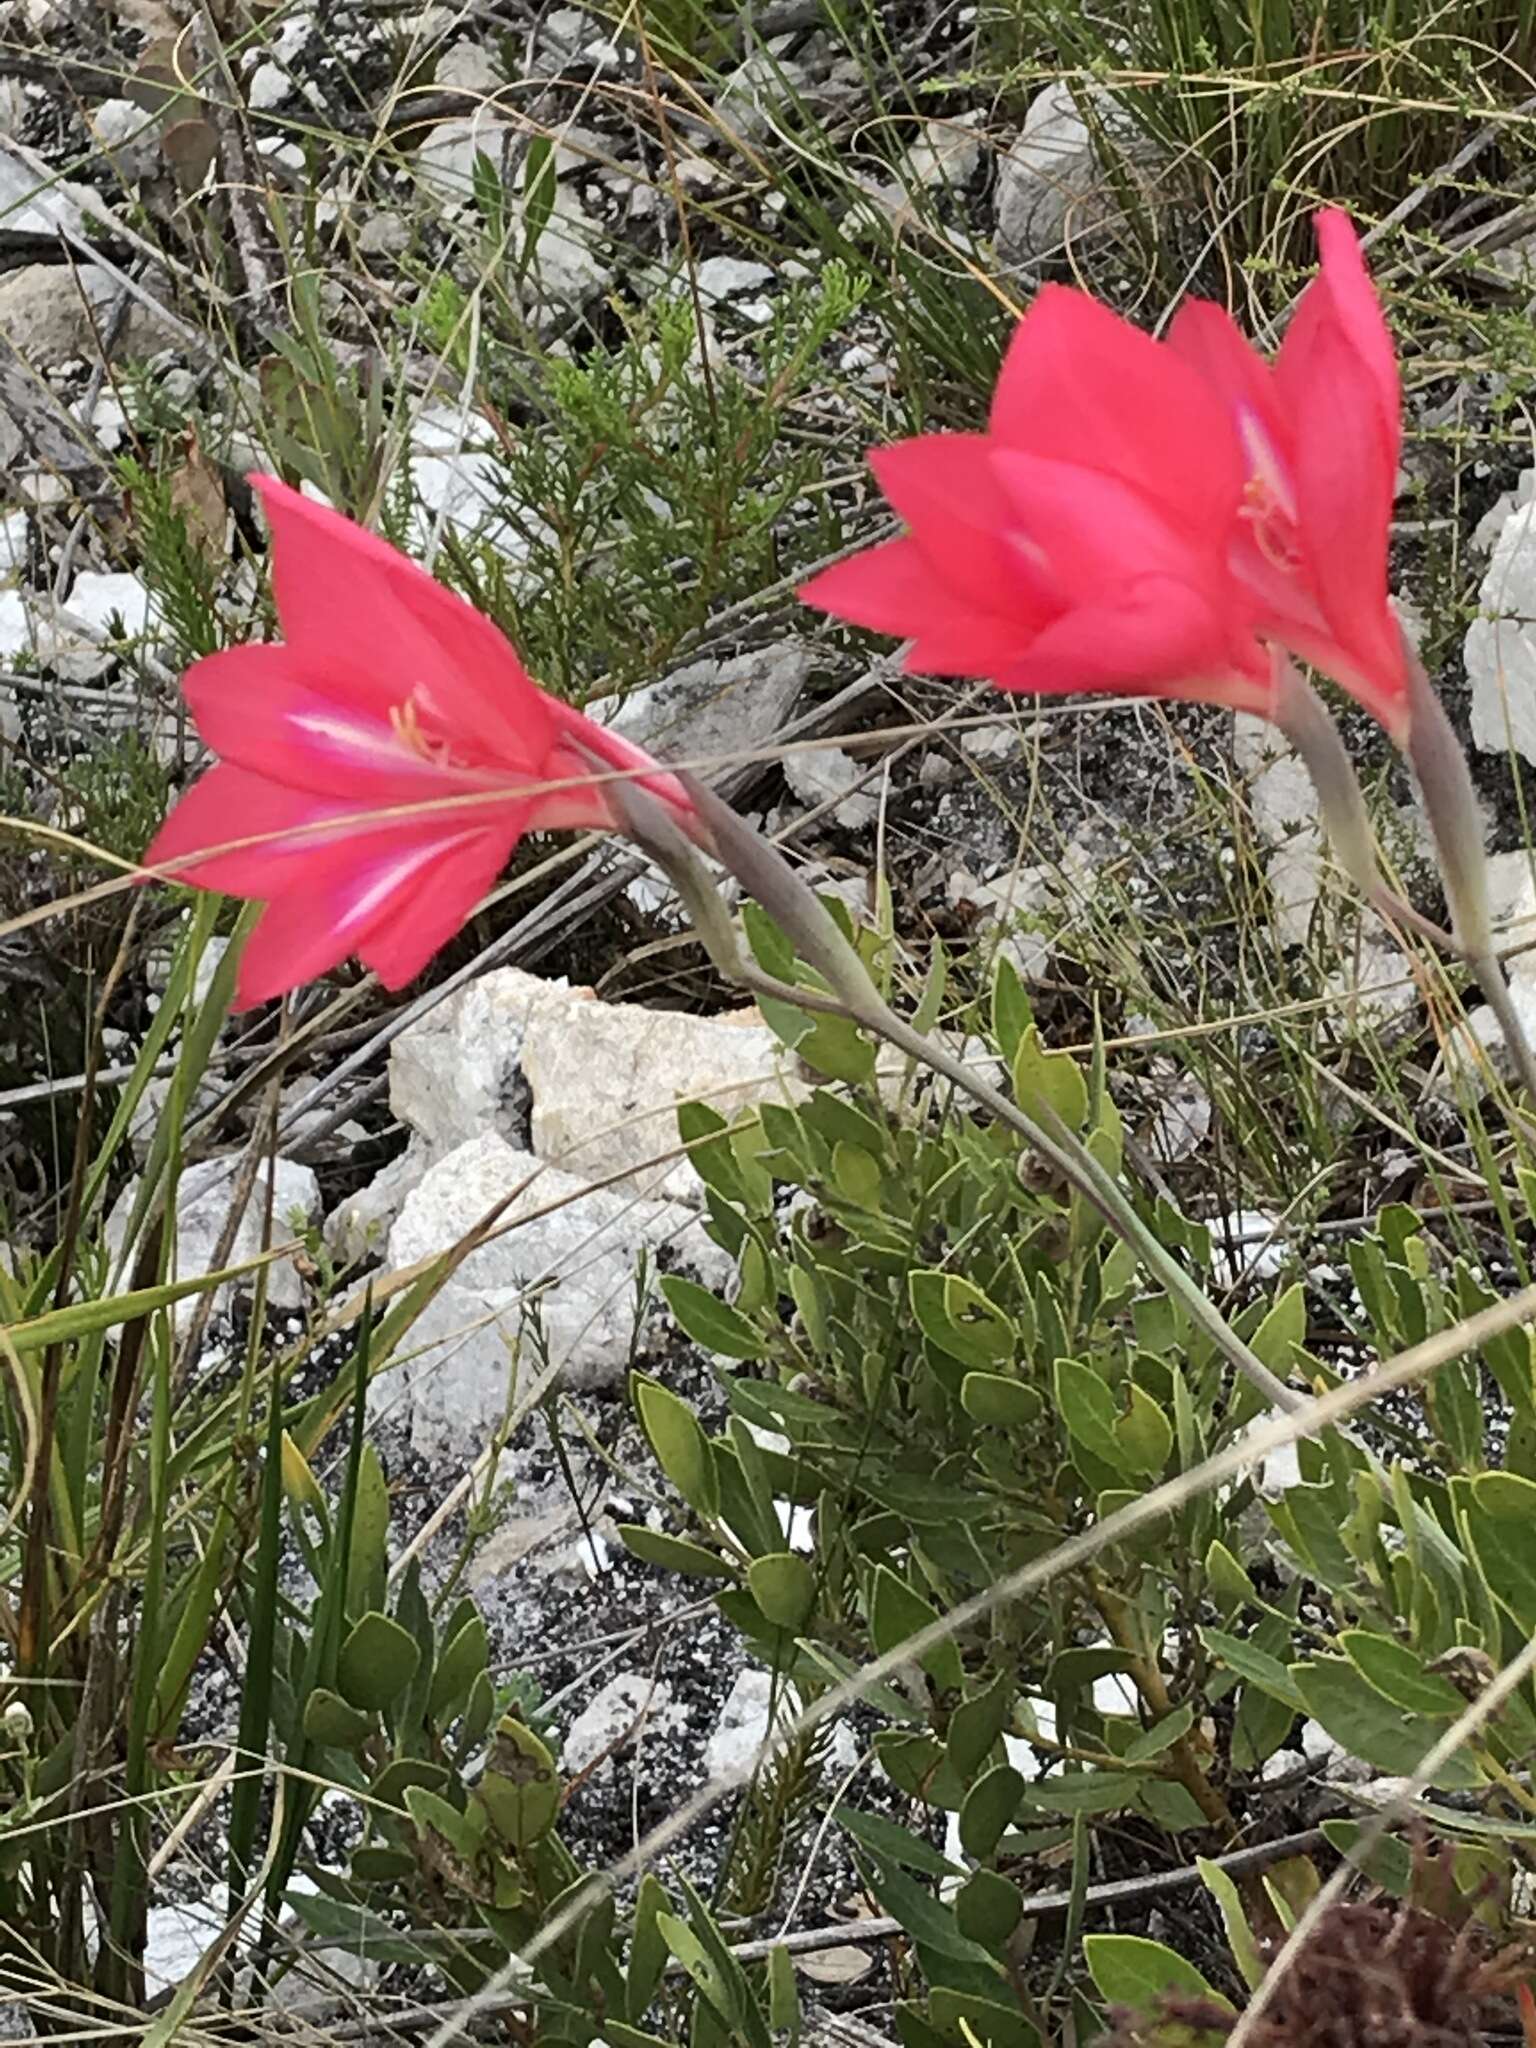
612,769,1305,1419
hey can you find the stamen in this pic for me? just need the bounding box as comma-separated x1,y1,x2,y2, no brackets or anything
389,692,455,767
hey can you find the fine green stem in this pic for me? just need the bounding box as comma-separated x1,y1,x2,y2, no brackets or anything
628,772,1306,1419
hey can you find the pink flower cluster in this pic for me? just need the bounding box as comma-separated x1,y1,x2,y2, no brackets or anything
144,211,1405,1006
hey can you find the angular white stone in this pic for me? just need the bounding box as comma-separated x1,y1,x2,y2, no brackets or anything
995,81,1141,265
1468,498,1536,766
563,1670,676,1775
386,1132,733,1454
107,1155,320,1324
391,967,803,1203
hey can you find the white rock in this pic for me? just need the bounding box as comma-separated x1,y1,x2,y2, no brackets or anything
0,507,28,574
146,1887,229,1991
92,97,159,180
1434,980,1536,1099
1209,1210,1288,1287
0,78,27,138
694,254,775,301
385,1133,733,1454
995,81,1144,266
415,111,518,206
715,39,809,144
0,264,123,372
358,210,410,258
0,588,31,660
60,569,159,638
783,742,877,830
704,1665,779,1778
1324,932,1418,1036
406,402,534,556
247,60,289,109
563,1671,676,1775
1146,1073,1212,1165
107,1155,320,1323
324,1143,428,1265
0,140,106,241
524,182,607,309
434,39,504,94
1468,497,1536,765
1236,718,1323,946
600,639,814,772
1474,466,1535,553
1484,848,1536,983
391,967,803,1204
901,112,983,190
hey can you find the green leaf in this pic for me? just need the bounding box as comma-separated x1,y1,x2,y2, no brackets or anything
1114,1383,1173,1477
955,1870,1021,1949
1053,1358,1123,1471
1204,1540,1256,1614
1123,1702,1194,1763
1014,1771,1142,1815
868,1565,964,1691
429,1610,489,1724
1466,1470,1536,1631
627,1873,671,2021
678,1101,744,1202
747,1552,816,1629
478,1717,561,1846
658,1277,764,1363
1290,1657,1481,1788
1011,1027,1087,1133
657,1912,735,2021
960,1373,1042,1430
835,1805,962,1877
990,954,1033,1067
336,1613,421,1713
947,1669,1014,1779
929,1989,1043,2048
1083,1934,1228,2013
302,1687,372,1750
1196,1857,1264,1990
1200,1627,1304,1709
346,1442,390,1620
768,1943,800,2041
616,1525,736,1579
958,1764,1024,1860
633,1370,720,1518
1338,1631,1467,1718
910,1272,1017,1370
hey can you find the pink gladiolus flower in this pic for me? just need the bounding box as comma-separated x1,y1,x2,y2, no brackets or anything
798,284,1274,715
143,476,704,1008
1169,209,1407,739
800,208,1407,738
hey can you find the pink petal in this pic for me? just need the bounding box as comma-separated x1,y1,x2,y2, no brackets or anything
994,574,1269,708
235,891,376,1007
1284,320,1404,711
988,287,1246,537
356,829,520,989
800,539,1038,675
142,765,375,897
250,477,557,773
544,700,702,831
234,823,517,1006
990,448,1216,599
867,436,1039,613
1311,209,1399,449
182,645,476,800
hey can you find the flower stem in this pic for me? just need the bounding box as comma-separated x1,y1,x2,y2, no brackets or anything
644,774,1305,1419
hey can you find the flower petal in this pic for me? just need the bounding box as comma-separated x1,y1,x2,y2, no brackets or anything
991,447,1214,598
866,436,1038,613
355,829,520,990
1284,319,1404,711
250,476,556,772
989,287,1246,536
182,645,481,801
994,574,1271,710
233,823,517,1006
800,537,1036,674
142,765,378,897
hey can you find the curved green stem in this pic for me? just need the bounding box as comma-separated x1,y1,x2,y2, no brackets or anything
619,770,1305,1419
